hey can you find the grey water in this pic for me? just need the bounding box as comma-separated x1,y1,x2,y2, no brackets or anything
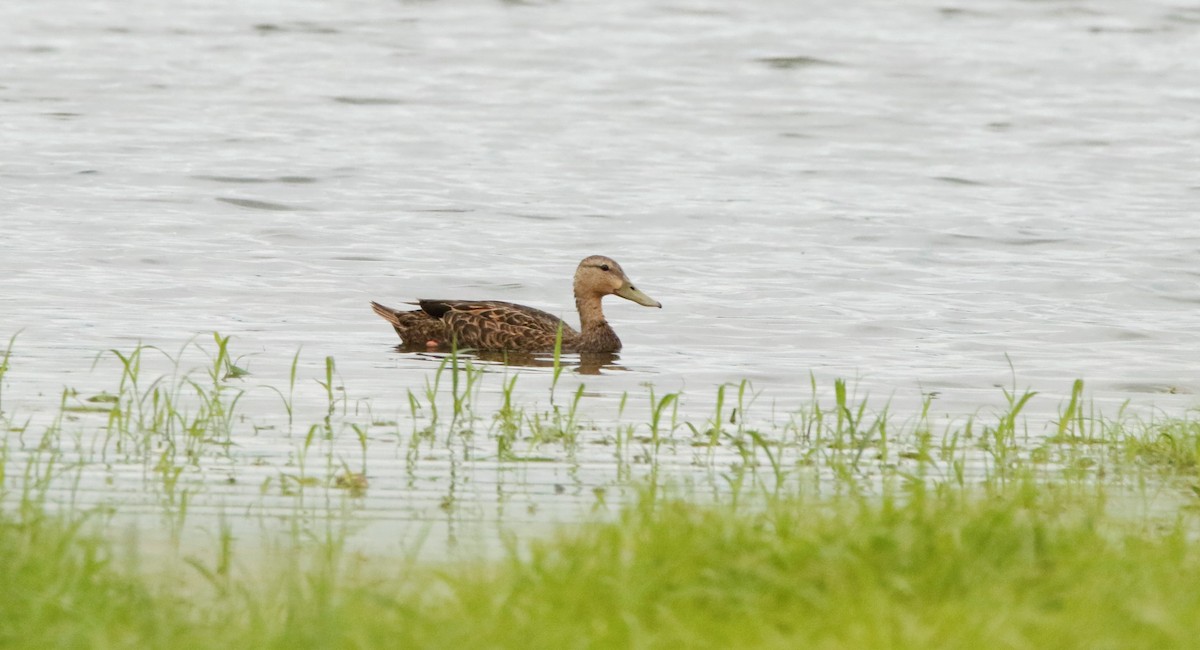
3,0,1200,556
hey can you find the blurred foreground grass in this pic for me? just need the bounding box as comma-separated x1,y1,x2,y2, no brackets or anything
3,334,1200,648
4,477,1200,649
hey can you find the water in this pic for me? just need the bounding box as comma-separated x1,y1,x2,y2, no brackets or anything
3,0,1199,555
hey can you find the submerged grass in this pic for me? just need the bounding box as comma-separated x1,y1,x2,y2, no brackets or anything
3,479,1200,649
3,335,1200,647
434,482,1200,649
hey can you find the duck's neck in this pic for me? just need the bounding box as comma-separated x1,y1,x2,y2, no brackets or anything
575,293,607,331
574,293,622,353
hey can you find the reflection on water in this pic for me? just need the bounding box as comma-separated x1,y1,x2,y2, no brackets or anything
402,347,625,376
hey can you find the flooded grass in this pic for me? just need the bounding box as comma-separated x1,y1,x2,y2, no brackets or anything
2,334,1200,647
4,476,1200,648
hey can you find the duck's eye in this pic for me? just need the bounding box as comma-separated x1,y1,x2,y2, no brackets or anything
600,264,610,272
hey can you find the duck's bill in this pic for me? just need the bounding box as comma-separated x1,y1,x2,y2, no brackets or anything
616,283,662,308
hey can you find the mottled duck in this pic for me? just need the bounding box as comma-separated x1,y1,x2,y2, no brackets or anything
371,255,661,353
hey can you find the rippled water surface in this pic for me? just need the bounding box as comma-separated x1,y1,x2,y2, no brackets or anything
3,0,1199,554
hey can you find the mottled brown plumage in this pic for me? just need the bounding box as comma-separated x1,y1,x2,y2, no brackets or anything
371,255,661,353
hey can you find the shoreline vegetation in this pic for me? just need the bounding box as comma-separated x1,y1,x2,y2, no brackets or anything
2,333,1200,648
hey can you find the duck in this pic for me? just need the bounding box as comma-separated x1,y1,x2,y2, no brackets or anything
370,255,661,353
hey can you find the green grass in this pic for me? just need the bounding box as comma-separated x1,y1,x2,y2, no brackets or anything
3,480,1200,649
0,510,159,647
430,482,1200,649
3,335,1200,648
1124,418,1200,476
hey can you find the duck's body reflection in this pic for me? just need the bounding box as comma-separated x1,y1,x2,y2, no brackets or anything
394,344,624,375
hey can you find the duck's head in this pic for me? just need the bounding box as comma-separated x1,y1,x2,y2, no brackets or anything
574,255,662,308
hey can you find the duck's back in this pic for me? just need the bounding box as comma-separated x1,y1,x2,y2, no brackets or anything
421,300,580,351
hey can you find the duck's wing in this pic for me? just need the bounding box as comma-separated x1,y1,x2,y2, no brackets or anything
418,300,579,351
417,300,573,334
